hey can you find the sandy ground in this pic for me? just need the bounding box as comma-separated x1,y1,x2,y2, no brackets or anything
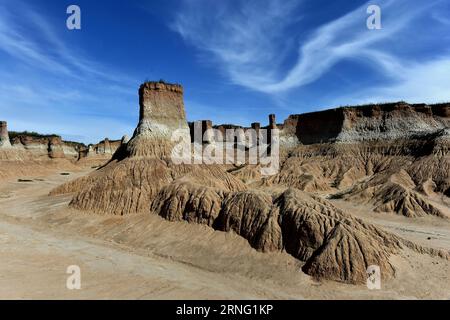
0,169,449,299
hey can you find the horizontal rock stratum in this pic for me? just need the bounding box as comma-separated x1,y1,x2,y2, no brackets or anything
281,102,450,144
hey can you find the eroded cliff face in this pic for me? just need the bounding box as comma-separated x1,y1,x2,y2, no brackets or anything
0,123,89,162
10,135,81,159
47,137,65,159
0,121,11,148
0,127,85,180
12,135,58,159
261,103,450,220
79,138,121,158
282,102,450,145
126,81,190,158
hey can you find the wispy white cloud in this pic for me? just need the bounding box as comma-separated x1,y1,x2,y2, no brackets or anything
171,0,301,89
172,0,450,102
332,58,450,106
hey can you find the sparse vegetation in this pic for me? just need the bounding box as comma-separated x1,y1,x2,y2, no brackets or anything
9,131,60,140
8,131,86,149
142,78,181,87
63,140,87,149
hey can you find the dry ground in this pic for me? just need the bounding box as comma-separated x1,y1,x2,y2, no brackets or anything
0,169,449,299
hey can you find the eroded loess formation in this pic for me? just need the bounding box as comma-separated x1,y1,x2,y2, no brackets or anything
51,82,245,215
0,122,90,180
51,82,450,284
270,127,450,217
0,121,11,148
151,184,409,283
126,82,190,158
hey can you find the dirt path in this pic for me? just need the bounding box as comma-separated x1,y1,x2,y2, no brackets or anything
0,171,290,299
0,217,275,299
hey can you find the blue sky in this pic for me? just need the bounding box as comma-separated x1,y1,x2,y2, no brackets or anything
0,0,449,143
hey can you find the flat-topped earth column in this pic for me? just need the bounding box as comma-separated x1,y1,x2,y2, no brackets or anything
127,82,190,158
0,121,11,148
